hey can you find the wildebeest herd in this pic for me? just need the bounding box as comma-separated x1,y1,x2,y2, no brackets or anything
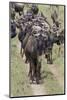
10,3,64,84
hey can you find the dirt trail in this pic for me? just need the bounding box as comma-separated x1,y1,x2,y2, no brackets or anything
47,64,64,88
31,84,46,95
17,41,64,95
17,42,46,95
25,62,47,95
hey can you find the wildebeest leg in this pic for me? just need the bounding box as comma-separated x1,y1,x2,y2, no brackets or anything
28,65,31,77
46,49,50,64
20,43,22,56
38,61,41,80
24,52,29,63
58,45,61,57
29,60,35,83
29,62,32,80
20,43,24,58
20,46,28,63
38,56,41,80
30,59,37,82
25,57,28,63
36,57,41,84
36,62,40,84
47,53,51,64
49,48,53,64
50,49,53,64
47,49,53,64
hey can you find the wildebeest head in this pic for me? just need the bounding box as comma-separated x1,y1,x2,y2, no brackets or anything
14,3,24,13
50,28,64,45
31,4,39,15
57,29,64,45
24,35,42,84
33,30,48,55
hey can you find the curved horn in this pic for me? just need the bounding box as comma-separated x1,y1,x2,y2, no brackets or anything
34,33,40,36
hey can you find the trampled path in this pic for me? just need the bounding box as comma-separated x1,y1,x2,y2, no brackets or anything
25,62,47,95
31,84,46,95
22,55,64,95
18,40,64,96
47,64,64,88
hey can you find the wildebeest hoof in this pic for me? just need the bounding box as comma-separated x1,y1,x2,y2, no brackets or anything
47,60,53,64
36,81,40,84
25,60,28,64
36,80,40,84
45,54,48,58
50,61,53,64
47,61,51,64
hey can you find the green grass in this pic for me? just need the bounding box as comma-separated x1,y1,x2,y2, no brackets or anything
10,36,33,97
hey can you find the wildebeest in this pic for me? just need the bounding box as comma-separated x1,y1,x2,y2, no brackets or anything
53,29,64,56
17,16,53,65
43,31,54,64
18,20,33,57
10,8,15,20
14,3,24,15
23,34,42,84
31,4,39,15
22,28,54,83
10,21,17,38
46,28,64,62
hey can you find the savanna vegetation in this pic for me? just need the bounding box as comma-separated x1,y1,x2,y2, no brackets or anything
10,4,65,97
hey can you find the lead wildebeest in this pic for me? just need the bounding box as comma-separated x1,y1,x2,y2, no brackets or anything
23,34,42,84
22,28,52,83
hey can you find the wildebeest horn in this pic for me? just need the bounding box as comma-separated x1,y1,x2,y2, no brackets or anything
42,34,47,37
34,33,40,36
